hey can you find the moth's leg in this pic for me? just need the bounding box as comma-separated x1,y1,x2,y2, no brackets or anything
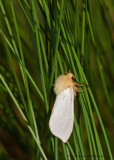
74,86,87,92
73,86,77,96
74,82,86,86
76,88,87,92
74,90,76,96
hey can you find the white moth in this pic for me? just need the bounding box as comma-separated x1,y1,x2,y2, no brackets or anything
49,71,87,143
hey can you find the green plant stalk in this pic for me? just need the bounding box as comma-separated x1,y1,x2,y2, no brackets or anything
9,3,40,155
82,94,99,159
51,137,55,152
0,29,44,101
80,99,94,160
26,70,44,101
18,0,49,73
66,145,71,160
0,1,44,102
81,0,86,65
61,44,100,159
59,25,86,157
10,0,33,126
30,100,40,143
86,9,96,46
40,3,67,156
61,6,98,158
72,48,104,157
65,7,74,47
60,24,77,76
58,49,100,158
42,0,51,29
57,18,105,159
72,47,113,159
74,0,80,57
79,1,99,158
74,117,86,160
62,142,69,160
73,130,80,160
49,0,65,91
1,0,46,104
60,41,70,64
31,0,49,112
0,1,43,156
88,80,113,160
97,57,112,108
58,26,102,157
55,137,58,160
4,36,29,119
32,0,54,155
58,53,64,74
23,0,30,10
39,31,49,73
0,0,19,60
67,142,76,160
86,5,113,159
17,0,35,32
0,17,25,101
0,74,47,160
80,95,98,160
22,0,49,74
0,0,47,98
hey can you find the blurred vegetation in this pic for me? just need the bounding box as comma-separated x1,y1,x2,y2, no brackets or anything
0,0,114,160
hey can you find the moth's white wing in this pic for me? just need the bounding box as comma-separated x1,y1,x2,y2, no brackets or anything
49,87,74,143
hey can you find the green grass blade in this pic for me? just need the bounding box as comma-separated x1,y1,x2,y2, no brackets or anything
0,74,47,160
97,56,112,108
72,47,113,159
17,0,35,32
49,0,65,90
9,0,32,120
0,29,44,101
55,137,58,160
86,4,113,159
31,0,49,112
62,143,69,160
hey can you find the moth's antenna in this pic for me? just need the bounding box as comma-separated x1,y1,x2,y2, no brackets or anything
64,69,71,74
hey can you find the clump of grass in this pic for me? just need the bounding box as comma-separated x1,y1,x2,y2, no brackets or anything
0,0,113,159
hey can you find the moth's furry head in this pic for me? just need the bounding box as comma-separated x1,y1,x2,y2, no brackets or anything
54,73,75,95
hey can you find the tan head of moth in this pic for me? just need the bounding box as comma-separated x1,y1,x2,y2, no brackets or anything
54,70,76,95
54,70,87,95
